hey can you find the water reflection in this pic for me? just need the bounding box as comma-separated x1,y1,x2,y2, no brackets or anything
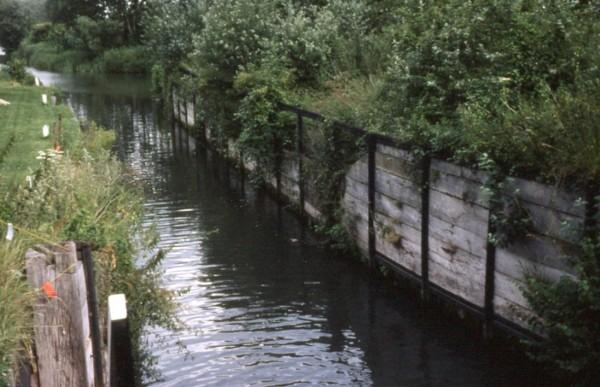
31,68,549,386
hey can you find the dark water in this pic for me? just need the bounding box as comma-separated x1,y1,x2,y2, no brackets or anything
32,69,550,386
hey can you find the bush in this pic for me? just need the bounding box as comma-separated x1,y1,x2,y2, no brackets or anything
6,58,26,82
29,22,52,43
100,46,148,74
522,236,600,383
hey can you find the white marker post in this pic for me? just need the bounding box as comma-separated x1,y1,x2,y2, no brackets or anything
42,124,49,138
41,94,48,105
35,77,40,87
5,223,14,241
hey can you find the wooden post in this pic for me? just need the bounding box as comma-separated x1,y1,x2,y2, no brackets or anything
79,244,104,387
297,113,305,217
26,242,94,387
420,156,431,300
107,294,134,387
367,134,377,269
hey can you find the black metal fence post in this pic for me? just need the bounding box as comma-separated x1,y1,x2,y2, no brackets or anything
484,195,499,339
420,156,431,300
79,243,104,387
367,134,377,270
275,139,282,201
297,113,305,217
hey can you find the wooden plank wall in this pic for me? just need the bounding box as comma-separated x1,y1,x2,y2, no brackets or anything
172,89,585,336
374,145,423,275
494,178,584,328
342,155,370,252
427,160,490,307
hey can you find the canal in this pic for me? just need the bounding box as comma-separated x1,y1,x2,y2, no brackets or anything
32,69,550,386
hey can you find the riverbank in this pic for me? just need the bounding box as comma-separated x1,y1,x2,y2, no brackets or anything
0,70,175,384
0,75,78,189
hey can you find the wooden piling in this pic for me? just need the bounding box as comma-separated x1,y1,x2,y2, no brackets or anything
26,242,94,387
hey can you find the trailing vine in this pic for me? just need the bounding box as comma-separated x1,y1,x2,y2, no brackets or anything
478,153,533,248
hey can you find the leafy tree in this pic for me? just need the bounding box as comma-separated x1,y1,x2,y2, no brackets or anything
143,0,204,67
0,0,30,54
46,0,102,23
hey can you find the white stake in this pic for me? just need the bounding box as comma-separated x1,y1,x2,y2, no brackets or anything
6,223,14,241
26,175,33,189
42,94,47,105
35,77,40,87
42,124,49,138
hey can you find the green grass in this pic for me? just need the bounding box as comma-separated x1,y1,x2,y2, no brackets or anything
0,241,32,384
0,78,79,190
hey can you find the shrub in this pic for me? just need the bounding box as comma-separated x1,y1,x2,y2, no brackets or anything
6,58,26,83
522,236,600,383
100,46,149,74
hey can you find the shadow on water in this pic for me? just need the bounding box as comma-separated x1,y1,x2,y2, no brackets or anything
31,68,555,386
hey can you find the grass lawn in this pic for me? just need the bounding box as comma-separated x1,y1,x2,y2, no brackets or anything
0,77,79,190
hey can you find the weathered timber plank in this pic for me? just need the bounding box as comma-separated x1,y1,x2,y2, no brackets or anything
495,244,577,283
374,192,421,230
375,152,421,181
343,214,369,248
281,151,300,182
494,272,530,310
496,233,578,278
342,192,369,221
376,234,421,274
428,216,487,259
431,159,488,184
516,200,584,243
430,169,490,208
429,190,490,239
428,237,487,281
344,176,369,202
186,102,195,126
374,171,422,209
493,294,535,329
281,175,300,203
346,157,369,184
304,200,323,220
374,213,422,248
428,257,485,307
376,144,417,163
373,215,422,274
503,177,585,218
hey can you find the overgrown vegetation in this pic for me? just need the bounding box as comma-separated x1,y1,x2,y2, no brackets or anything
0,68,176,384
0,241,33,385
522,233,600,384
